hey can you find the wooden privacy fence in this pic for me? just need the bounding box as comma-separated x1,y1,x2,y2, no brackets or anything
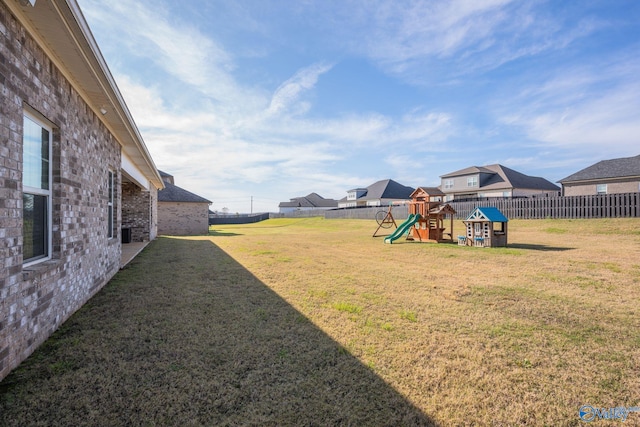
274,193,640,220
450,193,640,220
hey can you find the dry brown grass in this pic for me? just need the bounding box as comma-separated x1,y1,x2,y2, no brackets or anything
204,218,640,425
1,217,640,426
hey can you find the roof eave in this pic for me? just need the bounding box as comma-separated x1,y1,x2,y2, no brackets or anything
8,0,164,189
559,174,640,184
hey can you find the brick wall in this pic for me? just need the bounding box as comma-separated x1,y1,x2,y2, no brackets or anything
122,181,152,242
563,180,640,196
0,3,122,380
158,202,210,235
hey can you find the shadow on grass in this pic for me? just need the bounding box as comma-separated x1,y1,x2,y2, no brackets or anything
0,237,436,426
507,243,574,252
209,229,243,237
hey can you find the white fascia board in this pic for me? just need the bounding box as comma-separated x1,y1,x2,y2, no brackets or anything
121,151,150,190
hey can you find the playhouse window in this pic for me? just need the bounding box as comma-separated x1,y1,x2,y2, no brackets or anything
494,222,505,233
22,111,53,265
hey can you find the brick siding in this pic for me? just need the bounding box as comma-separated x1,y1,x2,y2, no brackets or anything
158,202,210,235
122,181,156,242
563,180,640,196
0,3,122,380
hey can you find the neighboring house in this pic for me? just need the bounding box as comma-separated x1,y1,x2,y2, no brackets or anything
278,193,338,213
338,179,415,208
558,154,640,196
0,0,163,381
440,164,560,201
157,171,212,235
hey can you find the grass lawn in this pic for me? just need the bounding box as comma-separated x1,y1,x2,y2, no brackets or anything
1,218,640,426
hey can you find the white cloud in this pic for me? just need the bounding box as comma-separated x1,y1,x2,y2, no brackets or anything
312,0,605,83
267,63,334,116
79,0,261,109
78,0,632,211
499,60,640,153
490,53,640,178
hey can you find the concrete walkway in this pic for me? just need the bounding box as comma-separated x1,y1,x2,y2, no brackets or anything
121,241,149,268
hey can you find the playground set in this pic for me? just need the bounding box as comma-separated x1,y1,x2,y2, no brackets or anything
374,188,509,247
375,187,457,244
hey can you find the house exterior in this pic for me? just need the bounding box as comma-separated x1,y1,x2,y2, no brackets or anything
558,154,640,196
338,179,415,208
278,193,338,213
440,164,560,201
158,171,211,235
0,0,163,381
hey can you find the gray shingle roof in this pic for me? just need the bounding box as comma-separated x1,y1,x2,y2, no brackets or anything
495,165,560,191
158,182,211,203
339,179,415,202
558,154,640,183
279,193,338,208
441,166,494,177
368,179,414,199
442,164,559,191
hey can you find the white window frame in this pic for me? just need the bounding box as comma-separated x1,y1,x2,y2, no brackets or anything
107,171,115,238
22,109,53,266
444,179,454,189
467,176,478,187
596,184,607,194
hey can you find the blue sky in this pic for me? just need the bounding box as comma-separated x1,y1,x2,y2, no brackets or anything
76,0,640,213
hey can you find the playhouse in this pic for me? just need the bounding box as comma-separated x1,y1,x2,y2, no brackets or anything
384,187,456,243
460,207,509,247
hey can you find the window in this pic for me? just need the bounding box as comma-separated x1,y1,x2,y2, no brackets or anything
22,111,52,264
444,179,454,189
107,171,114,238
467,176,478,187
596,184,607,194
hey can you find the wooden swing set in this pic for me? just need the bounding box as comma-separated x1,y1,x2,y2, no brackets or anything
372,187,456,242
372,203,399,237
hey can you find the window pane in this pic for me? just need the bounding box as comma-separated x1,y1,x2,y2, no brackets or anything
23,115,50,190
23,193,48,261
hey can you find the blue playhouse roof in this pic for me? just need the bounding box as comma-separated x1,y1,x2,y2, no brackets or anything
466,207,509,222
